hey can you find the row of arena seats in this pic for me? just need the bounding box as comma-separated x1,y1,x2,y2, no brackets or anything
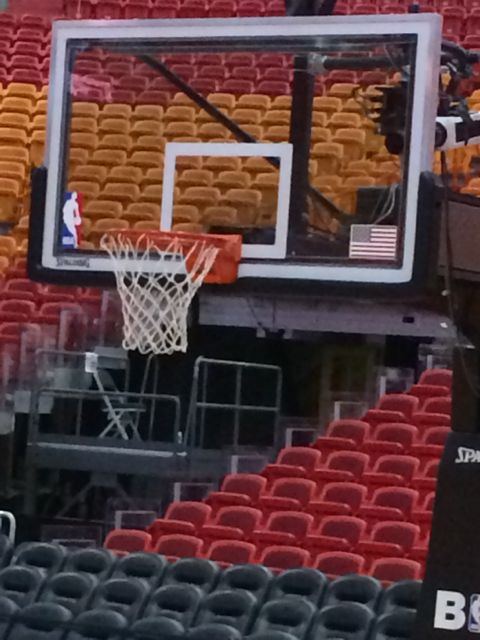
103,369,451,580
0,541,420,639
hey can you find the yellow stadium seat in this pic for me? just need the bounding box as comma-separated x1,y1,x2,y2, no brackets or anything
172,222,206,233
141,168,164,187
132,135,164,153
0,112,29,131
262,110,290,126
313,175,343,190
71,165,108,185
311,142,344,175
12,215,29,241
133,220,159,230
312,112,328,127
30,131,46,166
100,183,140,206
37,86,49,101
100,104,133,121
164,106,196,123
164,122,197,139
91,149,128,169
337,175,376,213
0,235,17,258
253,173,279,224
98,118,130,135
177,169,213,188
207,93,237,112
203,205,237,226
0,127,28,146
178,186,221,210
70,132,98,152
34,99,48,116
265,126,289,143
0,161,25,183
79,240,95,250
243,157,276,175
0,178,20,221
372,161,401,185
84,200,123,221
203,156,241,173
332,129,366,161
221,188,262,225
108,166,142,185
127,151,163,170
0,255,10,273
31,114,47,132
126,202,161,220
68,180,101,201
131,120,163,139
198,123,230,140
171,93,198,108
271,96,292,110
90,218,130,244
328,112,362,131
343,159,375,178
98,134,131,152
172,204,200,224
237,94,271,113
4,83,37,103
213,171,250,190
132,105,164,122
342,98,363,114
2,97,32,116
311,127,332,143
242,125,264,140
71,117,98,134
138,185,164,205
71,102,100,119
0,146,29,166
68,148,90,168
232,109,261,125
16,238,29,257
121,207,156,225
328,83,360,99
313,97,342,115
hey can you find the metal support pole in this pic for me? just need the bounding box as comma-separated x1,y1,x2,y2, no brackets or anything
288,54,315,238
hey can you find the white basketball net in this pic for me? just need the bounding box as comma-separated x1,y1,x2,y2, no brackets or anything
101,233,219,355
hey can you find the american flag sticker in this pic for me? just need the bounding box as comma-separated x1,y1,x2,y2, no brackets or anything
349,225,398,261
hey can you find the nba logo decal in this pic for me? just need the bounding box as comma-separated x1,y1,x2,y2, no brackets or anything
61,191,83,249
469,595,480,633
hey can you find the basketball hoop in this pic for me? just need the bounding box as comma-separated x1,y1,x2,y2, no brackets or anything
101,230,242,355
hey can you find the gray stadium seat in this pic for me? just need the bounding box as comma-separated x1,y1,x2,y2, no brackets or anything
269,568,327,605
64,609,128,640
163,557,219,592
217,564,272,600
0,535,12,568
90,578,148,621
248,633,299,640
372,609,417,640
8,602,72,640
12,542,66,576
38,572,95,615
128,616,185,639
252,596,316,638
0,596,18,637
379,580,422,613
143,583,203,627
193,588,257,633
187,623,243,640
309,602,374,640
111,551,166,587
63,547,115,582
325,575,383,610
0,566,44,606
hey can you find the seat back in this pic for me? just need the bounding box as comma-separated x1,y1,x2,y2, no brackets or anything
310,602,374,640
144,584,203,626
128,616,185,639
110,552,166,587
163,558,219,592
0,566,43,606
327,420,370,444
253,596,316,637
10,602,72,640
64,609,128,640
269,568,327,604
39,572,94,615
372,610,417,640
63,548,115,582
194,588,257,632
90,578,148,621
325,575,383,610
217,564,272,600
379,580,422,614
12,542,66,576
260,546,311,572
187,623,243,640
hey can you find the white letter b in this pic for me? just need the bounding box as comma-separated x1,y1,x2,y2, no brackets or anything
434,590,466,630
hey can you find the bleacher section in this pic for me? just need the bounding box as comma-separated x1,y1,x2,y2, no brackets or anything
102,369,451,583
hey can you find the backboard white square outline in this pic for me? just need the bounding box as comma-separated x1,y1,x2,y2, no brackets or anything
161,142,293,260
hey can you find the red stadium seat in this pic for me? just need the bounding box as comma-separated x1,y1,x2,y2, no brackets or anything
313,451,370,484
362,455,420,492
410,428,448,467
259,545,311,572
363,410,408,428
412,459,439,502
362,423,418,462
408,385,450,407
359,487,418,528
104,529,152,556
412,411,451,428
314,551,365,579
206,540,257,568
422,396,452,415
153,534,203,561
313,419,371,453
259,478,317,516
200,506,263,545
262,446,322,483
358,522,420,567
253,511,314,550
306,516,367,554
209,1,237,17
412,492,435,541
419,368,452,389
376,394,419,420
148,502,212,540
206,474,267,513
369,557,422,584
308,482,368,517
